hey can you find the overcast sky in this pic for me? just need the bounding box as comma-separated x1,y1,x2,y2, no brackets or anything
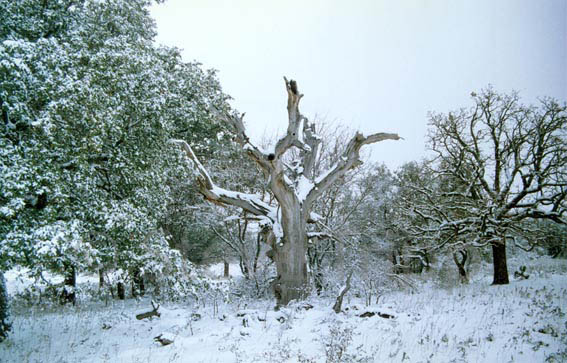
150,0,566,169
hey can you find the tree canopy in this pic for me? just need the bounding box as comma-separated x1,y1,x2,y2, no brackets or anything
0,0,233,285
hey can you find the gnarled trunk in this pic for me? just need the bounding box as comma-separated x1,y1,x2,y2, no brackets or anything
272,238,308,306
271,206,309,307
172,78,400,307
491,241,509,285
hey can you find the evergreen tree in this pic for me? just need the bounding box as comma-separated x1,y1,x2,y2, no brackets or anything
0,0,233,303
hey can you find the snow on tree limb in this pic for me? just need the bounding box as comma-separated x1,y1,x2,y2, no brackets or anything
305,131,401,206
216,111,273,175
170,139,275,219
171,77,400,305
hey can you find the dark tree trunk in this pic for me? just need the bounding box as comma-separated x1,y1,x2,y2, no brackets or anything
491,241,509,285
117,281,125,300
61,264,76,305
0,271,12,342
223,260,230,278
452,250,468,284
98,269,104,289
132,268,145,297
253,234,261,273
422,249,430,272
314,271,324,295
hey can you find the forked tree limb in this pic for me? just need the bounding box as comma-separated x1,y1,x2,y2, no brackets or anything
305,132,401,206
217,112,273,174
170,139,275,219
274,77,309,160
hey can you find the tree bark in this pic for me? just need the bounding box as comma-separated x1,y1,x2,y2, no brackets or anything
491,241,509,285
172,78,400,307
132,268,145,297
61,264,76,305
98,269,104,289
117,281,125,300
272,217,309,306
223,260,229,278
452,250,468,284
333,272,352,313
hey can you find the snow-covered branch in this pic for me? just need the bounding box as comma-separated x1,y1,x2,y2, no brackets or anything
170,139,275,219
305,132,401,206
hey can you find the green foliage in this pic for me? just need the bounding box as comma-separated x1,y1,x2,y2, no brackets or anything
0,271,11,342
0,0,233,283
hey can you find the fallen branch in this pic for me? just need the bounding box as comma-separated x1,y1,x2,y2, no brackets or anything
136,300,161,320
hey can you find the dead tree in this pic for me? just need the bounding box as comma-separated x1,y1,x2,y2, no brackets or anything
172,78,400,306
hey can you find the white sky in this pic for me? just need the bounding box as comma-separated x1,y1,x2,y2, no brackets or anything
150,0,566,169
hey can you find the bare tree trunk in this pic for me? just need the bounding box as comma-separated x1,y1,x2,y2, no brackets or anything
172,78,400,307
98,269,104,289
420,249,430,272
491,241,509,285
117,281,125,300
132,268,145,297
333,272,352,313
253,234,261,274
452,250,468,284
272,219,309,307
223,260,229,278
61,263,76,305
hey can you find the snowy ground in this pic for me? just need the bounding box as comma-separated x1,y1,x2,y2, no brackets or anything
1,259,566,363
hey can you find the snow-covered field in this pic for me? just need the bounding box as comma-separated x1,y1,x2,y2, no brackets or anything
1,259,566,363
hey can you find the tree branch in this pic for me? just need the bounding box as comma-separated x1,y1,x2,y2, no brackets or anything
170,139,275,219
306,132,401,205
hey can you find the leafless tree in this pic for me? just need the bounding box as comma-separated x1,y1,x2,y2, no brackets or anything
210,212,263,280
401,88,566,284
172,78,400,305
